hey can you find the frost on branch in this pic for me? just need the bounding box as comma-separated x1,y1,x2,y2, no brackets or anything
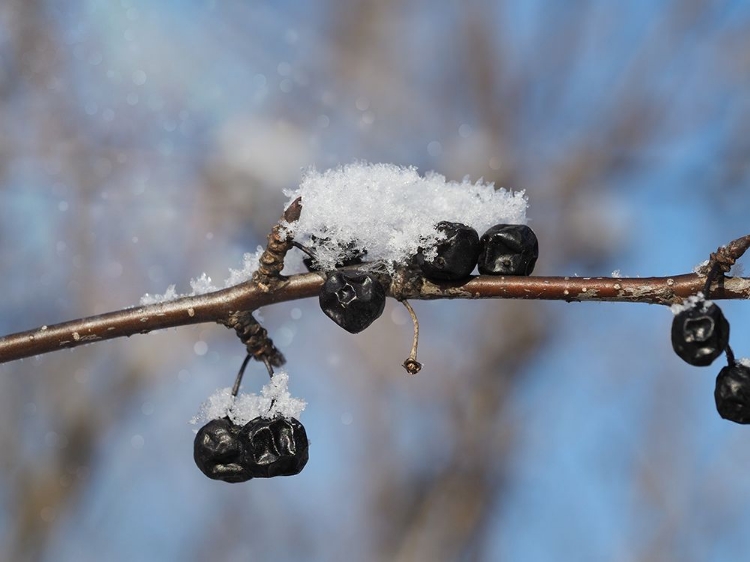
140,247,265,305
190,372,306,427
283,162,529,272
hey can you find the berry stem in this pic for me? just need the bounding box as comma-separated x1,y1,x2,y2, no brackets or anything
726,344,736,367
231,354,252,398
401,300,422,375
291,241,317,260
262,356,274,379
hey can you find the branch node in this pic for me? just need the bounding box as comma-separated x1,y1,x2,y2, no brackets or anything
252,197,303,288
702,234,750,296
221,311,286,367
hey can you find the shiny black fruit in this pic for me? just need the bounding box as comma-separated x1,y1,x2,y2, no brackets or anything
417,221,480,281
194,418,252,483
478,224,539,276
715,362,750,424
671,302,729,366
240,417,309,478
319,271,386,333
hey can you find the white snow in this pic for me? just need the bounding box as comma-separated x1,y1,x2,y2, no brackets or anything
670,292,712,315
140,246,264,305
693,259,710,273
191,371,306,427
143,161,531,302
283,162,528,272
739,358,750,369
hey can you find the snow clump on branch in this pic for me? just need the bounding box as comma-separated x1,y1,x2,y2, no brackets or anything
283,162,528,272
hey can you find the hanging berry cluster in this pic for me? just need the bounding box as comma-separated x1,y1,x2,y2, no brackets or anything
671,272,750,424
193,357,309,483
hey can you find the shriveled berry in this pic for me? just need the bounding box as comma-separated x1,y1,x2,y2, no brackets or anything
240,417,309,478
417,221,480,281
715,362,750,424
319,271,386,333
671,302,729,366
478,224,539,276
194,418,252,483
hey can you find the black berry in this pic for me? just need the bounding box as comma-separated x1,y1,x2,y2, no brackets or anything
671,301,729,366
478,224,539,276
194,418,252,483
319,271,386,333
239,417,309,478
417,221,480,281
715,362,750,424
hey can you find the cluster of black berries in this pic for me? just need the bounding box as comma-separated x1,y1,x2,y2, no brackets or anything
194,415,309,482
671,296,750,424
315,222,539,334
417,222,539,281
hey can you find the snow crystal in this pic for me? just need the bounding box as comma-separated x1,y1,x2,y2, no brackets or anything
224,248,263,287
283,162,528,272
693,259,710,274
611,269,622,277
190,371,306,427
140,285,179,306
140,246,264,306
670,292,712,315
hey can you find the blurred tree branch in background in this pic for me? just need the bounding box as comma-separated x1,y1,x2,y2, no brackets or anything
2,0,750,561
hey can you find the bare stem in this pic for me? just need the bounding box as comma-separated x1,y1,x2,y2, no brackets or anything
231,354,252,398
401,300,422,375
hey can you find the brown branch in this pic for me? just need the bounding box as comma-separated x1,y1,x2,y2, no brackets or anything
2,231,750,365
2,270,750,364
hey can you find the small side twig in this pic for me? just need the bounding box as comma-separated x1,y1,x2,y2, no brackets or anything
221,311,286,368
253,197,302,290
701,234,750,296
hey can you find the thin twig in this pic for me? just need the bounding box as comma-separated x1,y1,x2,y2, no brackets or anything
253,197,302,290
221,310,285,367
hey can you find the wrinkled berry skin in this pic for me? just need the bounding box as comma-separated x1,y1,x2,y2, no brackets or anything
194,418,252,483
478,224,539,276
417,221,480,281
319,271,386,333
671,303,729,366
240,417,309,478
715,363,750,424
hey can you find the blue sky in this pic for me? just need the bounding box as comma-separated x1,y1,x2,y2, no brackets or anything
1,1,750,561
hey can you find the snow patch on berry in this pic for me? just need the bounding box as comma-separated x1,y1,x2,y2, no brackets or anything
190,371,306,428
283,162,528,272
739,358,750,369
141,247,264,305
670,292,712,315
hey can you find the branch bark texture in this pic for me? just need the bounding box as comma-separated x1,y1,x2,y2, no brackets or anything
1,271,749,364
